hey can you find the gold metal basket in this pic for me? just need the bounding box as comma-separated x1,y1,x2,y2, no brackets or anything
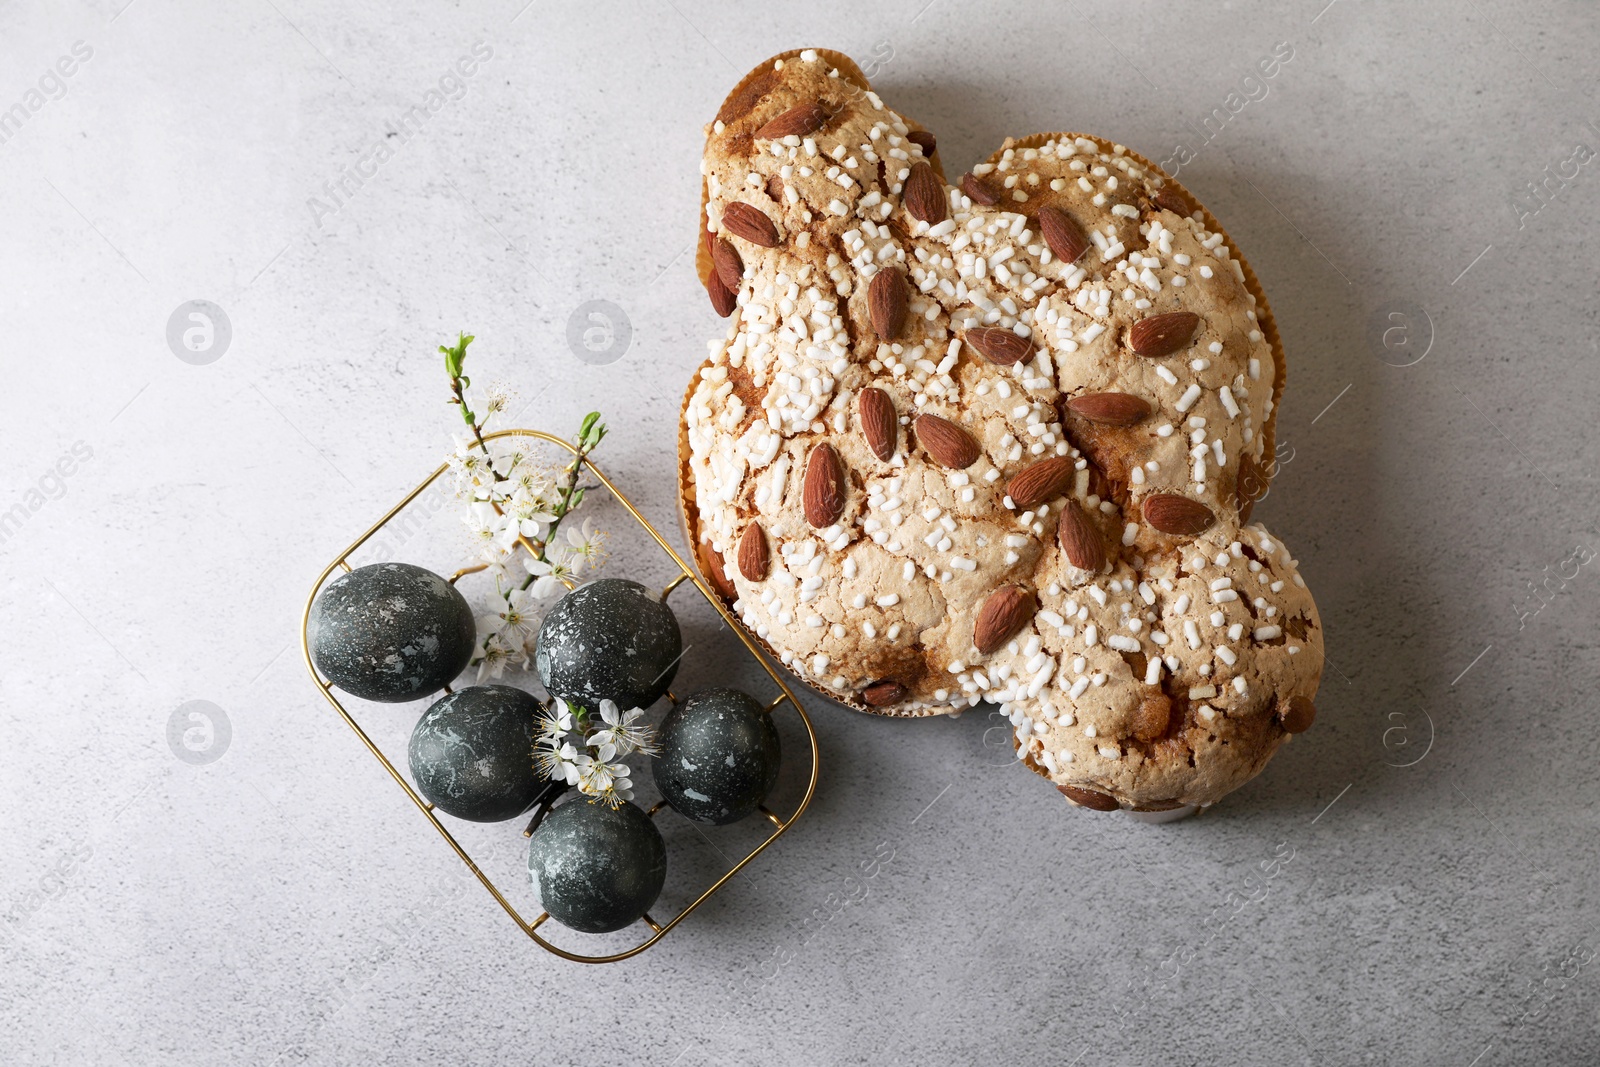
299,427,820,963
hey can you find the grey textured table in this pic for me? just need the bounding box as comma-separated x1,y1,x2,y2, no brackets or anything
3,1,1598,1064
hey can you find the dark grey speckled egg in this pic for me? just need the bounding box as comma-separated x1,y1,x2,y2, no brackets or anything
535,579,682,711
408,685,543,823
654,688,781,825
527,799,667,933
308,562,476,702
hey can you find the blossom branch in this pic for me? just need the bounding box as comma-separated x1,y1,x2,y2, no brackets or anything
441,332,503,469
517,412,606,586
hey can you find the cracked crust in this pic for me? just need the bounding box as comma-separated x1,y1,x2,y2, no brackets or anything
677,48,1322,808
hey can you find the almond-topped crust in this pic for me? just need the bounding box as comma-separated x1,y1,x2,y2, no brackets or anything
679,48,1322,808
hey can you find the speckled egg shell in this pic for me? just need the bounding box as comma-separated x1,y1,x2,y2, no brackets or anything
654,688,781,825
308,562,476,703
534,579,683,711
526,799,667,934
407,685,543,823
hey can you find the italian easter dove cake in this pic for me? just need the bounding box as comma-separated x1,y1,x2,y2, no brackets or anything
678,48,1323,811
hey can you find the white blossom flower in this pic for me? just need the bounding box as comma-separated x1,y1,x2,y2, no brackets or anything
572,753,607,793
449,434,491,473
448,435,503,500
506,492,558,541
563,517,609,574
535,700,575,741
463,502,518,563
494,507,526,551
575,755,634,807
508,463,557,502
485,586,540,645
598,764,635,807
525,548,581,599
474,631,517,682
484,383,513,415
535,737,580,783
587,699,655,758
492,443,534,482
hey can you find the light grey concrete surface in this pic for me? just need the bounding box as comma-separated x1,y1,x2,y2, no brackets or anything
3,1,1598,1063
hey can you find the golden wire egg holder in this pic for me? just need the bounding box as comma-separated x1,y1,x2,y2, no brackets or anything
300,428,820,963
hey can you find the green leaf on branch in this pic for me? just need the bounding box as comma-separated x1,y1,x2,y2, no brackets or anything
439,332,475,379
576,411,607,452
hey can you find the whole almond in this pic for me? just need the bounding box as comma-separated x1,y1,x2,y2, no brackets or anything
1006,456,1075,509
1066,392,1152,426
973,585,1035,655
858,387,897,461
1236,452,1263,524
965,326,1033,367
1057,784,1119,811
1279,695,1317,734
1129,311,1200,357
1057,500,1107,572
1142,493,1216,536
1152,185,1191,216
868,267,908,341
737,522,768,582
906,129,937,156
903,161,947,224
1130,692,1171,742
960,172,1000,206
702,546,736,601
1132,799,1188,813
861,680,907,706
915,413,979,469
803,442,845,528
755,101,828,140
721,201,780,247
706,272,736,318
1038,205,1089,264
717,68,778,125
711,237,744,292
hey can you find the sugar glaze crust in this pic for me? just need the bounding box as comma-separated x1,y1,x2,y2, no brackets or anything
680,48,1323,808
